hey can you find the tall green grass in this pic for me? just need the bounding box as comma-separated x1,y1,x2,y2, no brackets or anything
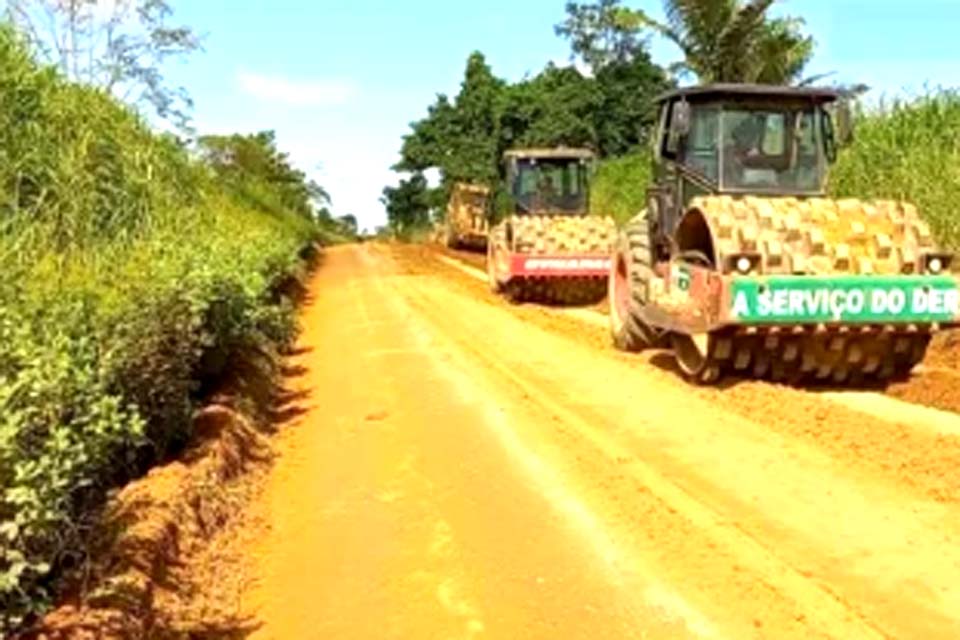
829,90,960,248
590,149,652,224
0,24,318,630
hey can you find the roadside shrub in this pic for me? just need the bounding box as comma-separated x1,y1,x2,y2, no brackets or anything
0,24,318,630
590,150,653,225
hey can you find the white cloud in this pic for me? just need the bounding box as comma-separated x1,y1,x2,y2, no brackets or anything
549,57,594,78
236,71,356,107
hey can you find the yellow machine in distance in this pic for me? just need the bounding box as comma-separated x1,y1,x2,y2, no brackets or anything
444,182,490,251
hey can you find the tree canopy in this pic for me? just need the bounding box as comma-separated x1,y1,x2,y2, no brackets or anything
380,172,434,237
621,0,815,84
554,0,654,72
6,0,203,129
388,43,670,230
395,52,504,184
197,131,329,223
385,0,826,232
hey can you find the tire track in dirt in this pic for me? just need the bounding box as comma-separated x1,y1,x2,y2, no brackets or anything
375,249,876,639
430,242,960,415
420,243,960,503
240,246,710,639
376,242,960,638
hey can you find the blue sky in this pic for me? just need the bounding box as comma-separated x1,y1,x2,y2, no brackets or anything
163,1,960,231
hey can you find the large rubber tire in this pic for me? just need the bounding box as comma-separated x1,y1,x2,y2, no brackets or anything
608,211,664,351
487,225,507,294
445,225,461,250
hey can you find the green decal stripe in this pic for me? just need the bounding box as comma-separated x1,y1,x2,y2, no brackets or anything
730,276,960,323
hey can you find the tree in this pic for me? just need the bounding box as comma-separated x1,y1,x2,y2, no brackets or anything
314,205,334,226
449,52,505,183
396,52,505,185
389,40,670,228
555,1,674,154
197,131,325,222
555,0,650,72
5,0,202,129
337,214,358,237
395,94,458,173
503,63,601,150
621,0,814,84
593,54,672,155
381,173,433,237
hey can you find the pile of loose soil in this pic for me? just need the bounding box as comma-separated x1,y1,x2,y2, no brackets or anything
19,391,276,640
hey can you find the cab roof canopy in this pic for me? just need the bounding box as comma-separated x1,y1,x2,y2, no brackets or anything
503,147,596,161
453,182,491,194
655,83,841,105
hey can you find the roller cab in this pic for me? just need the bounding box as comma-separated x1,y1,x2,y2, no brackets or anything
609,84,955,384
487,147,616,305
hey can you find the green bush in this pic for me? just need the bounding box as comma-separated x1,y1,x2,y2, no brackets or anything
0,24,318,630
830,90,960,249
590,150,653,225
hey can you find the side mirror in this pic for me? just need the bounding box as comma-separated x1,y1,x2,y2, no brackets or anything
666,101,691,154
822,111,838,164
583,158,597,179
671,101,691,137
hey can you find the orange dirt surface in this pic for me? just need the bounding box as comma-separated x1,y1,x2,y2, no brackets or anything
416,244,960,500
226,242,960,639
25,400,276,639
434,242,487,270
884,332,960,413
431,241,960,415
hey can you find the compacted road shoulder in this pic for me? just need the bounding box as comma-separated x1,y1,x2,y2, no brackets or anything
238,243,960,640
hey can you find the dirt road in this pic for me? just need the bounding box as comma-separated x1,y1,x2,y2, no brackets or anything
238,242,960,639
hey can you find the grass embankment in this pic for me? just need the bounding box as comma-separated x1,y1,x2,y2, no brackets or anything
591,91,960,251
0,25,321,630
831,91,960,248
590,150,653,225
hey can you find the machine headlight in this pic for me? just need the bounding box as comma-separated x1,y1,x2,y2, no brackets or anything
922,252,953,275
724,252,762,275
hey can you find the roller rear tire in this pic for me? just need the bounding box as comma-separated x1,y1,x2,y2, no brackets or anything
609,211,665,351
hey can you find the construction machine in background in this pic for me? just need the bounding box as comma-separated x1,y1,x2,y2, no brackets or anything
609,83,958,385
487,147,616,304
444,182,490,251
